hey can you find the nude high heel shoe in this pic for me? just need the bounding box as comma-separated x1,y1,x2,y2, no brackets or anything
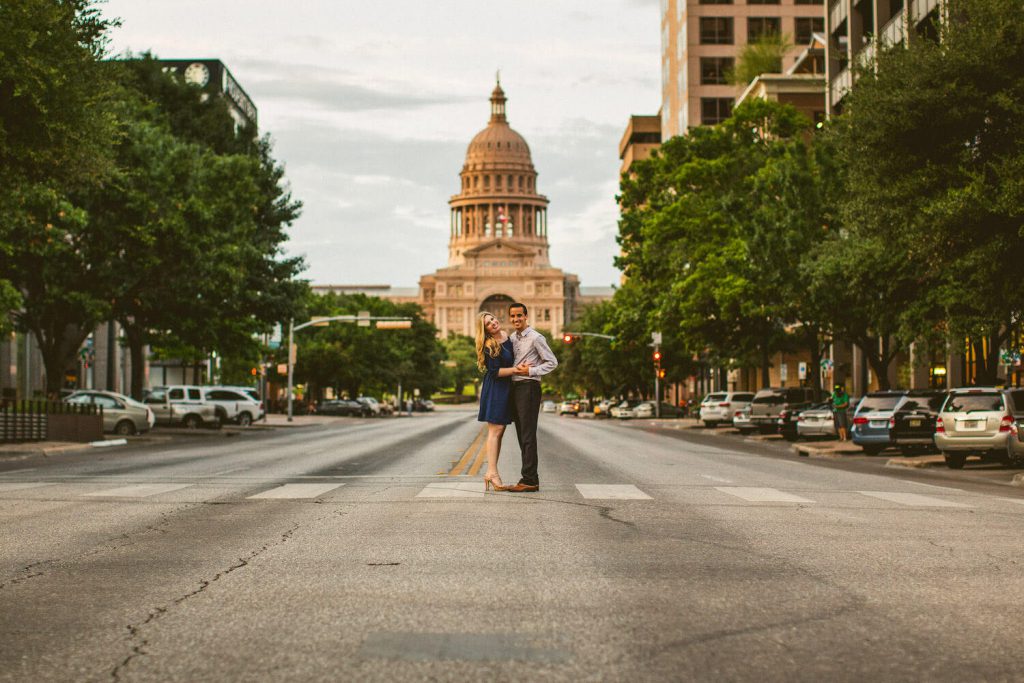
483,474,508,492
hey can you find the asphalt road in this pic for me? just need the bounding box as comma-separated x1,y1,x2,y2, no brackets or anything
2,407,1024,682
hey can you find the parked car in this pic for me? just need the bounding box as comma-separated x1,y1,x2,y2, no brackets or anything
64,390,155,436
611,400,642,419
592,399,613,418
698,392,754,427
749,387,823,434
633,401,685,419
356,396,383,416
888,390,947,454
935,387,1012,469
318,399,371,417
541,400,557,414
732,406,755,433
558,400,578,416
1004,389,1024,467
796,403,838,440
203,387,263,426
143,386,219,429
851,390,907,455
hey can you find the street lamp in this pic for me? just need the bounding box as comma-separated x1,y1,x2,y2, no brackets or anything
286,314,412,421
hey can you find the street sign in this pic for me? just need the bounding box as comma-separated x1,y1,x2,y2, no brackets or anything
798,362,807,380
651,332,662,345
358,310,371,327
376,320,412,329
277,363,288,375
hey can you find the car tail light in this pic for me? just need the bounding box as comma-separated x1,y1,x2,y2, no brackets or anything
718,402,730,407
853,416,868,426
797,415,805,422
888,417,895,429
935,417,945,433
999,415,1013,433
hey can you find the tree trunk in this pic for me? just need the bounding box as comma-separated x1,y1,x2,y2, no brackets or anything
32,323,88,398
121,322,148,401
805,327,823,394
761,346,771,388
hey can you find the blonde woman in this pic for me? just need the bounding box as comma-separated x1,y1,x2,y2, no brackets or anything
475,311,528,491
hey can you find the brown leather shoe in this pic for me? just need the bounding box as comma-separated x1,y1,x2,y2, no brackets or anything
506,483,540,493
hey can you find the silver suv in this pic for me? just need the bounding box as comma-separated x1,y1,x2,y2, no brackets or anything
143,386,219,429
699,392,755,428
934,387,1012,469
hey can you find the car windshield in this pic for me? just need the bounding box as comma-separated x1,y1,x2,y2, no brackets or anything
944,393,1003,413
705,393,727,403
752,391,784,405
856,395,902,414
896,394,946,412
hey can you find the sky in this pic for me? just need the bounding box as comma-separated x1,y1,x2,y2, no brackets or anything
101,0,662,289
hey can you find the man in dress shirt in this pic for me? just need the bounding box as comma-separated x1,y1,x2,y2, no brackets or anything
506,302,558,492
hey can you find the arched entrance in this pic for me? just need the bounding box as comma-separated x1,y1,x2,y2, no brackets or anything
479,294,515,324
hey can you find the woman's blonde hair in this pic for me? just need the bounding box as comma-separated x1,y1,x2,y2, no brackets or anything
475,312,502,371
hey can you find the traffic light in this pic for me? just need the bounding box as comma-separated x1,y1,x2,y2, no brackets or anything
652,349,662,363
250,367,258,376
658,368,666,379
562,333,580,344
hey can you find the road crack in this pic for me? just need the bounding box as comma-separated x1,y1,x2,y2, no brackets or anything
109,522,301,681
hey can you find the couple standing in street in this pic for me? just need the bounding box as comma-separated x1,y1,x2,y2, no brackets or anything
475,303,557,493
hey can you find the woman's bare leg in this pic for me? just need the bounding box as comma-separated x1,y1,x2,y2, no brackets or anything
485,423,506,484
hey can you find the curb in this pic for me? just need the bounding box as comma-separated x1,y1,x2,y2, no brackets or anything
885,456,945,469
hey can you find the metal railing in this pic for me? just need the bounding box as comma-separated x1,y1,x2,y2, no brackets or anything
0,400,99,443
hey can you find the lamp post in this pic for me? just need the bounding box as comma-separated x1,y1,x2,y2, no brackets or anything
286,314,412,421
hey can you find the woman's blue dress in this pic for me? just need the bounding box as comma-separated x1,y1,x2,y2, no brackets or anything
478,338,514,425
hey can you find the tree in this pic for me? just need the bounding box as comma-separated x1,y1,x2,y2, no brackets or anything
440,333,477,397
0,0,120,394
826,0,1024,384
728,33,792,87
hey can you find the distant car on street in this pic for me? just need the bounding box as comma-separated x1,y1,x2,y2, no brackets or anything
356,396,383,416
732,406,755,433
633,401,685,419
203,386,263,426
749,387,823,434
611,400,642,419
558,400,578,416
699,392,755,427
143,387,220,429
541,400,557,414
795,403,837,440
318,400,370,417
888,390,947,454
64,390,155,436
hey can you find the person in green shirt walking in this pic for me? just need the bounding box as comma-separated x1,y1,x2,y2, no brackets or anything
831,384,851,441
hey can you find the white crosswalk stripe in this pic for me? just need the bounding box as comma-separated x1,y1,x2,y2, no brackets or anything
858,491,970,508
83,483,193,498
0,482,53,492
416,483,484,498
247,483,344,499
715,487,814,503
576,484,652,500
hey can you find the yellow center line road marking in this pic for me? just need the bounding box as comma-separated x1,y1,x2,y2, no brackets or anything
448,426,486,476
466,437,488,476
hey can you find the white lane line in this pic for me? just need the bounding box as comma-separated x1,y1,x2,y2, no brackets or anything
1000,498,1024,506
576,484,652,500
0,468,37,475
210,466,250,476
858,491,970,508
415,483,484,499
906,481,964,493
0,482,54,492
248,483,344,499
715,487,815,504
700,474,733,483
84,483,193,498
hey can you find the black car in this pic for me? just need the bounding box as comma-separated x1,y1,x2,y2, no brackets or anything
888,390,947,454
317,399,370,417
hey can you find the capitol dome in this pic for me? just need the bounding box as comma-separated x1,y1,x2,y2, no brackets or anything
462,83,534,170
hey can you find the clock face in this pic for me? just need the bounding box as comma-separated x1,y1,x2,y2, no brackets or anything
184,62,210,87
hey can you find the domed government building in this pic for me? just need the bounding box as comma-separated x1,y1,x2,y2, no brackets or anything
315,81,612,336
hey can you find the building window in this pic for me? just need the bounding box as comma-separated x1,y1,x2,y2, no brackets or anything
747,0,779,4
700,57,734,85
699,0,732,4
794,0,820,4
484,175,490,189
795,16,825,44
747,17,781,41
701,98,734,125
699,17,734,45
